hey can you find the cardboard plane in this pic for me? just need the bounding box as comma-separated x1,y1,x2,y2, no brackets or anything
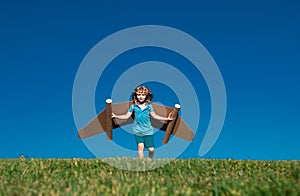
78,99,194,144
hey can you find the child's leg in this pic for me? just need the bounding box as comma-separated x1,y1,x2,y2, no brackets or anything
148,147,154,158
137,143,144,158
144,135,155,158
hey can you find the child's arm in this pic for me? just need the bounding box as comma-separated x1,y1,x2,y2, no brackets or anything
112,112,132,120
150,111,173,121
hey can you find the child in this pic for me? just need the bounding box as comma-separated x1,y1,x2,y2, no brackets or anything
112,86,173,159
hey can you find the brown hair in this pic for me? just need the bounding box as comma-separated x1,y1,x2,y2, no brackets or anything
131,86,153,104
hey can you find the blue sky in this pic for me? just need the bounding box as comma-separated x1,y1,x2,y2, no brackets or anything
0,0,299,160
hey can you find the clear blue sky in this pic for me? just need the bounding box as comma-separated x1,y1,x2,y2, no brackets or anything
0,0,299,160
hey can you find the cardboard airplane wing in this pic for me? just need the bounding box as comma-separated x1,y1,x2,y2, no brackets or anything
78,100,194,143
77,101,134,139
150,103,194,143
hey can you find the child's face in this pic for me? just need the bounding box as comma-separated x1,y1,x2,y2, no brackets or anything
136,91,147,103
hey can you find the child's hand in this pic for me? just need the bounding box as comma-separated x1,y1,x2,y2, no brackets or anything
111,113,116,118
167,112,173,120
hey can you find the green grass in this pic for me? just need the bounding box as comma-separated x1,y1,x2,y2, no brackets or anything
0,158,299,195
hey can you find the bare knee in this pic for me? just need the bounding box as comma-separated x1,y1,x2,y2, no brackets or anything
138,143,144,152
148,147,154,153
148,147,154,158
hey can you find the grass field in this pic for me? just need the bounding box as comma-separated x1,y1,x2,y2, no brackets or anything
0,158,299,195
